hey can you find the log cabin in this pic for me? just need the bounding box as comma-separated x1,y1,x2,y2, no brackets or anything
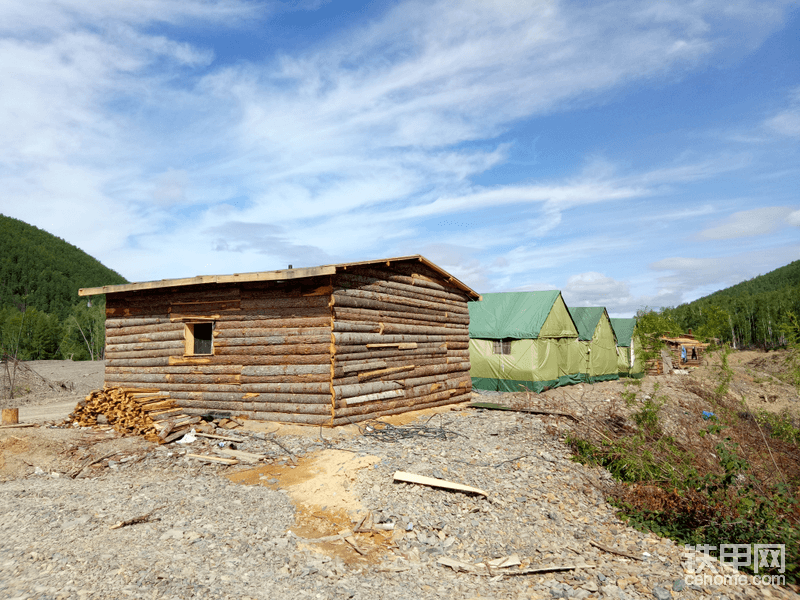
78,256,480,426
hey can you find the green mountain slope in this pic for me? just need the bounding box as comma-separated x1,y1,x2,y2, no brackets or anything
0,214,127,316
0,214,128,361
702,260,800,302
665,259,800,348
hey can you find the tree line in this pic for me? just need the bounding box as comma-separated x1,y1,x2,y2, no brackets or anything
0,214,127,361
638,259,800,349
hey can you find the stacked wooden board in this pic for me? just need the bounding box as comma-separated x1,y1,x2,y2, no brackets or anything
83,256,479,426
68,387,202,443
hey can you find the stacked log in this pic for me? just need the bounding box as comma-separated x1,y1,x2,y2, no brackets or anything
67,387,208,443
329,264,472,424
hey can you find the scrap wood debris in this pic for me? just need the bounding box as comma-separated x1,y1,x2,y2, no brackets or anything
359,417,465,443
67,387,199,443
109,504,167,530
469,402,579,422
437,555,592,576
393,470,489,497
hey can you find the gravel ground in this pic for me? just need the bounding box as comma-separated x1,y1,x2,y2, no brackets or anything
2,398,795,600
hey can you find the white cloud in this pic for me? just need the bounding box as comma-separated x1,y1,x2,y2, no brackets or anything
698,206,796,240
765,87,800,138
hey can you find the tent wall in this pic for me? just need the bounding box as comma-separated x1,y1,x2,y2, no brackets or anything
469,291,583,393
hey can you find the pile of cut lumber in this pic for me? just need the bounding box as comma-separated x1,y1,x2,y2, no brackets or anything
68,387,196,443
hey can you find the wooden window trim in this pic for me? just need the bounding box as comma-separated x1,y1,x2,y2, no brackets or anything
184,322,215,356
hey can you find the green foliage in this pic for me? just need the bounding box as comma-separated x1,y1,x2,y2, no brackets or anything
567,356,800,583
756,410,800,446
0,214,127,360
634,308,680,363
779,311,800,391
61,299,108,360
664,260,800,349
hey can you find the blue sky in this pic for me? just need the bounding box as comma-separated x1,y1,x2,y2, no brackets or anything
1,0,798,316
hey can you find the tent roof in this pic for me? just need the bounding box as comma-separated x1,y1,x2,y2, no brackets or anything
568,307,610,341
468,291,563,339
78,254,480,299
610,318,637,347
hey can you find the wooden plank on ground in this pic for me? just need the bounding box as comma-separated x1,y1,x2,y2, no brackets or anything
393,471,488,497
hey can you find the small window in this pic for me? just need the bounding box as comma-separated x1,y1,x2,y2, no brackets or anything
185,322,214,355
492,339,512,355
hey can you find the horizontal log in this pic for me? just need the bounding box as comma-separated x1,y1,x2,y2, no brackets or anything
105,330,186,345
404,376,471,399
332,321,382,333
205,351,330,364
332,363,467,388
250,412,330,425
232,392,331,404
380,322,467,337
106,339,184,353
213,342,330,355
339,266,464,296
105,348,182,359
333,388,463,419
106,317,172,329
344,389,404,406
105,381,242,393
336,273,468,306
241,374,329,384
214,336,330,348
334,288,469,315
334,380,402,400
107,365,242,375
332,349,445,363
106,357,172,368
333,332,450,345
172,301,241,313
103,372,241,384
341,360,387,373
331,294,447,318
176,399,252,411
216,327,330,340
357,365,415,382
242,364,330,376
240,283,333,299
232,382,330,394
216,322,331,337
333,306,470,326
166,354,330,366
181,400,329,415
106,322,185,337
334,356,442,374
239,296,330,310
215,324,330,335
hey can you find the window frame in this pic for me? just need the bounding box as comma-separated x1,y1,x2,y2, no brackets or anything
492,338,512,355
184,321,215,356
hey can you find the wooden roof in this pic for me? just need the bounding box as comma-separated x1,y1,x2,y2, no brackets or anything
79,255,481,299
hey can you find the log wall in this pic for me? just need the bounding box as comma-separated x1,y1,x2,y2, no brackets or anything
329,263,472,425
102,260,474,425
105,278,336,425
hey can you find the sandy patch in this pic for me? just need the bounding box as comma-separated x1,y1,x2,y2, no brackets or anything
228,449,390,564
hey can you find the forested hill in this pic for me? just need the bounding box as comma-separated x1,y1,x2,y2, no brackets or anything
0,214,127,315
0,214,128,361
664,259,800,349
702,260,800,302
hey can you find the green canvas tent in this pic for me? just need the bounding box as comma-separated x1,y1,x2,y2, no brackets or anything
568,306,620,383
610,317,643,376
468,291,584,393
